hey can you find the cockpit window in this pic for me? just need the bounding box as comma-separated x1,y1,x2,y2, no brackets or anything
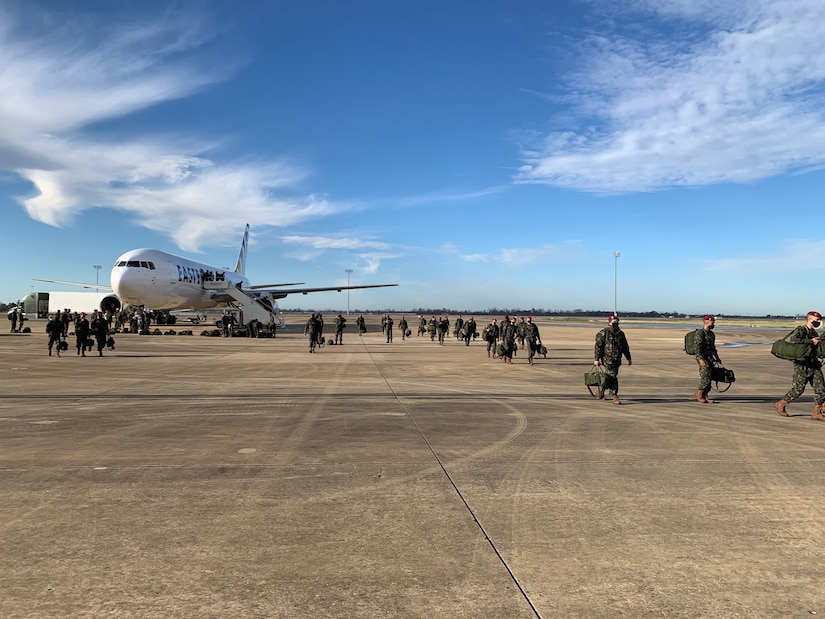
115,260,156,269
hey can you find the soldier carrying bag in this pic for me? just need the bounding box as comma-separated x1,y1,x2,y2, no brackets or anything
771,329,814,362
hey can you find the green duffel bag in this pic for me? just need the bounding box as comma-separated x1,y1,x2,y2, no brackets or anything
584,367,617,398
771,329,814,361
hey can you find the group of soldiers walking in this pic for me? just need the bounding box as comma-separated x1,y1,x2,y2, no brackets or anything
45,310,110,357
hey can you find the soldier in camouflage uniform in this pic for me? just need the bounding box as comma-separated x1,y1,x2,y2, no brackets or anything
694,315,721,404
334,314,346,345
775,311,825,421
499,316,516,364
594,315,632,404
398,316,408,340
524,317,542,366
484,318,500,358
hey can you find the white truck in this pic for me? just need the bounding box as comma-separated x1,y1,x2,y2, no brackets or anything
48,291,121,315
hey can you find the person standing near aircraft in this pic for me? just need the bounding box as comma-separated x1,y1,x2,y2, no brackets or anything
9,308,18,333
46,313,63,356
305,313,320,353
334,314,346,345
356,313,366,335
774,311,825,420
418,315,426,336
594,315,632,404
694,315,721,404
74,312,91,357
385,315,394,343
316,313,325,347
91,310,109,357
398,316,408,340
221,312,231,337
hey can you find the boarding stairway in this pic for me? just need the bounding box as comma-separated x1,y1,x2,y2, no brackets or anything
202,280,284,327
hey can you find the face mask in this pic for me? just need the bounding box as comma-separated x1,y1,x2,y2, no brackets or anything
813,321,822,329
610,323,619,330
708,324,715,330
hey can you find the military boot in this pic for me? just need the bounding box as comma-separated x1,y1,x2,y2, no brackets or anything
695,390,706,403
702,388,714,404
774,399,789,417
813,404,825,421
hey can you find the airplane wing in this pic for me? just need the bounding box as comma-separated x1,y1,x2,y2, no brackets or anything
246,283,305,289
33,278,113,291
244,283,398,300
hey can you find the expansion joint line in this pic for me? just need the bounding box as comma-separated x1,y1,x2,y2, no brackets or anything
367,350,541,619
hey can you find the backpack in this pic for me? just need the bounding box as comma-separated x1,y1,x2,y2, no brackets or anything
684,329,701,355
771,329,814,361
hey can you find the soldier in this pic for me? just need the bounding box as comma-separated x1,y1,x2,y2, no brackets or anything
417,314,427,336
398,316,408,340
334,314,346,345
91,310,109,357
385,315,394,343
356,313,366,335
775,311,825,420
454,315,464,340
9,308,18,333
428,316,437,341
462,317,477,346
437,316,449,345
304,313,320,352
594,315,632,404
694,315,721,404
516,317,528,349
499,315,516,364
316,313,324,347
46,313,63,357
74,312,90,357
524,317,543,366
484,318,500,358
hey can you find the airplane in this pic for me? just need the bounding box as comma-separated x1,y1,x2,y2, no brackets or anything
36,224,397,326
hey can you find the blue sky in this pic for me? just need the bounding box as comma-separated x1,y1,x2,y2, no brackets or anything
2,0,824,315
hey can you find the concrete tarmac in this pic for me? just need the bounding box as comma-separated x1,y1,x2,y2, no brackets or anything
2,318,825,618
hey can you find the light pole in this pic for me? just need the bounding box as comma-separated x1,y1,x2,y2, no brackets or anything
93,265,102,292
344,269,353,316
612,251,620,315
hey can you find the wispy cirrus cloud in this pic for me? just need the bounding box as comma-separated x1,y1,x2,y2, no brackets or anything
461,240,583,266
517,0,825,192
703,239,825,274
280,235,400,273
0,8,344,251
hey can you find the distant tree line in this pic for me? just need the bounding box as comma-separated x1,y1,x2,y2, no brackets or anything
281,307,799,319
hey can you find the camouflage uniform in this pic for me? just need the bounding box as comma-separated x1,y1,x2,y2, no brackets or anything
398,317,408,340
484,320,500,357
334,314,346,344
782,325,825,405
595,325,631,396
525,320,542,364
499,319,516,363
695,327,719,397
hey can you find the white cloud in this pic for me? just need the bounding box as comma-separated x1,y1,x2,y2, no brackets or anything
461,240,583,266
0,8,342,251
517,0,825,192
703,239,825,274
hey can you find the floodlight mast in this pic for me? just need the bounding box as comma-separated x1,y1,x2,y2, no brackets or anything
612,251,620,315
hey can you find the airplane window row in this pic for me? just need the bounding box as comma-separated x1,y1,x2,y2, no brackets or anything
115,260,156,269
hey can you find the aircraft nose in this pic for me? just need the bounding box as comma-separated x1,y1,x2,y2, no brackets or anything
111,264,141,303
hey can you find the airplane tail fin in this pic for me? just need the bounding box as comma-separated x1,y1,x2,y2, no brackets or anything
235,224,249,275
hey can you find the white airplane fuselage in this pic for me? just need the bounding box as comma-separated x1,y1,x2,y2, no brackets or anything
111,248,250,310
